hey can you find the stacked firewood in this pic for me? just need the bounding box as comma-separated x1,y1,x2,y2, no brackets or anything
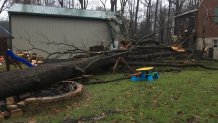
16,51,44,66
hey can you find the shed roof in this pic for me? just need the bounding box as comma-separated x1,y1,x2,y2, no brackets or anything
9,4,116,20
0,25,13,39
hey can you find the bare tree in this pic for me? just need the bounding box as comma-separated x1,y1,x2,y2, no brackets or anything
166,0,172,44
58,0,64,7
0,0,37,14
153,0,159,32
99,0,107,10
23,0,31,4
120,0,128,15
185,0,202,10
71,0,75,8
171,0,186,15
127,0,135,37
110,0,117,12
143,0,152,34
134,0,139,34
158,3,168,43
79,0,88,9
0,0,8,14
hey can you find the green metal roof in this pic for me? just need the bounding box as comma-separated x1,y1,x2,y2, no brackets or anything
9,4,116,20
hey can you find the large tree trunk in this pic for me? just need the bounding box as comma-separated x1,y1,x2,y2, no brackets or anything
0,55,117,99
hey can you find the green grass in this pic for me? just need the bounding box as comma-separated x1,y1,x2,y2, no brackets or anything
4,69,218,123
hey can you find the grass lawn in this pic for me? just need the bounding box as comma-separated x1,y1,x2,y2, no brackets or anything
4,68,218,123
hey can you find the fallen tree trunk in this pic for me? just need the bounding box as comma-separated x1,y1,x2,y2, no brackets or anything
127,51,177,59
136,45,172,50
0,54,122,99
128,62,218,70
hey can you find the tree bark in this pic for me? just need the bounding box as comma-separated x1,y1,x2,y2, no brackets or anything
134,0,139,34
0,54,118,99
128,62,218,70
153,0,159,32
127,51,177,59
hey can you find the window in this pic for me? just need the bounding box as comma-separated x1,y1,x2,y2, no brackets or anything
214,8,218,23
213,40,218,47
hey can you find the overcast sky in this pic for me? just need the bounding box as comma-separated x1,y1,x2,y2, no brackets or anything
0,0,8,20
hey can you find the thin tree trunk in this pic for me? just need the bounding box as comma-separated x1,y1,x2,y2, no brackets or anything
153,0,159,32
134,0,139,34
145,0,152,34
79,0,84,9
166,0,172,44
110,0,117,12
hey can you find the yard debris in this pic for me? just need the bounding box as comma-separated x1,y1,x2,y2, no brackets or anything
1,42,218,100
113,56,135,73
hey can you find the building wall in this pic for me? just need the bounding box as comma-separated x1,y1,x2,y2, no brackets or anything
197,0,218,38
10,14,112,59
196,0,218,59
174,13,197,36
196,38,218,50
196,37,218,59
213,48,218,59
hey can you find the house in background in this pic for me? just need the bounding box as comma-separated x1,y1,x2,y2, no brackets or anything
8,4,124,59
174,9,198,37
196,0,218,59
174,0,218,59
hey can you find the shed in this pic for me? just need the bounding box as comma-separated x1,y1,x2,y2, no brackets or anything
8,4,124,59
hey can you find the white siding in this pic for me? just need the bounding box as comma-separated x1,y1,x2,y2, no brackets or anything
196,38,218,50
11,15,112,59
196,37,218,59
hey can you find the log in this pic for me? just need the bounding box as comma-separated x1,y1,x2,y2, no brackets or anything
127,51,177,59
128,62,218,70
0,54,120,99
136,45,172,50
